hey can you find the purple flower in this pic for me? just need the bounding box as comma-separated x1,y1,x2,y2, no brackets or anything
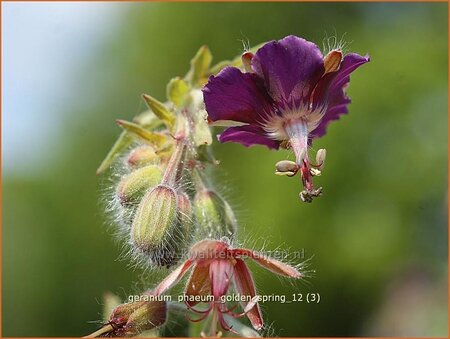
203,35,369,202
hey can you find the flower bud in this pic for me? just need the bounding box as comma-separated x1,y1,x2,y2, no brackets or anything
275,160,299,176
193,190,237,238
131,185,192,267
107,295,167,337
126,145,160,168
116,165,163,207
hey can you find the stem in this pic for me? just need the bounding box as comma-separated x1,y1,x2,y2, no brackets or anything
83,324,114,338
161,139,187,186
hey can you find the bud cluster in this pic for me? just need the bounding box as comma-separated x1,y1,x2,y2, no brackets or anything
98,46,243,269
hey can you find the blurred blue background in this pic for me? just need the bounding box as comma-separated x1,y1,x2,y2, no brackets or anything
2,2,448,337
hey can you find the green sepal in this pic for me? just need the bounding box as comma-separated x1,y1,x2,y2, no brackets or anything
186,45,213,87
96,111,163,175
96,131,134,175
167,77,190,107
142,94,176,128
116,119,167,147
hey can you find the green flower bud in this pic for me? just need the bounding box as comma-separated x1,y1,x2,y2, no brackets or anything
193,190,237,238
131,185,192,267
116,165,163,207
126,146,160,168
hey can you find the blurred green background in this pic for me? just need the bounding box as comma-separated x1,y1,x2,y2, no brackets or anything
3,2,448,337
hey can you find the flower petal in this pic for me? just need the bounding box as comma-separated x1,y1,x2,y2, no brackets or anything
209,259,234,299
330,53,370,91
252,35,324,105
218,124,280,149
232,249,302,278
233,259,264,331
311,53,369,138
185,263,211,307
154,260,193,296
203,67,273,124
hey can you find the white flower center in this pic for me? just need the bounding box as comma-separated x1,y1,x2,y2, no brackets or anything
260,103,327,142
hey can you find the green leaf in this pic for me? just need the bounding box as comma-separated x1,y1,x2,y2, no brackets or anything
187,45,213,87
167,77,190,107
142,94,176,128
96,131,134,175
116,119,167,146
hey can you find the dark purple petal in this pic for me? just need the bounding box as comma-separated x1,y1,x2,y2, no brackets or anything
330,53,370,91
251,35,324,106
218,124,280,149
203,67,273,124
311,53,369,138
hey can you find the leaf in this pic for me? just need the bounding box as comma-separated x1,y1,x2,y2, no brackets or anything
142,94,176,128
116,120,167,146
96,131,134,175
186,45,212,87
167,77,190,107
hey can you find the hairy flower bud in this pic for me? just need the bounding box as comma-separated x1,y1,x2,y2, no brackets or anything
126,145,160,168
107,295,166,337
116,165,163,207
131,185,192,266
131,185,176,261
193,189,237,238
